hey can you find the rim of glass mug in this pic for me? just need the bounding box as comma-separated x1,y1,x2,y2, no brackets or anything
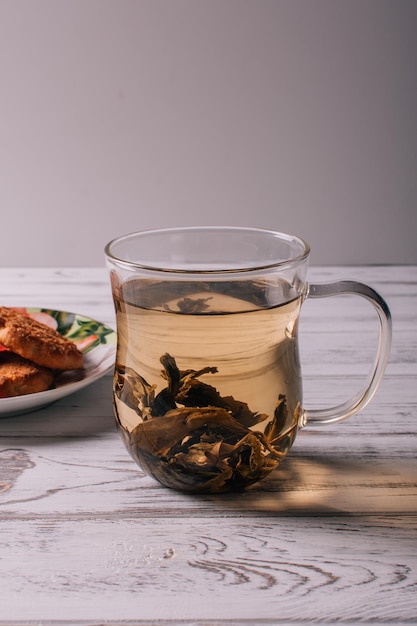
104,226,311,274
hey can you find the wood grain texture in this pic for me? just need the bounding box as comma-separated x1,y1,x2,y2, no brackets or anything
0,516,416,623
0,266,416,624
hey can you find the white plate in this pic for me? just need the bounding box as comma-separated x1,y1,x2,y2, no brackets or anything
0,308,116,417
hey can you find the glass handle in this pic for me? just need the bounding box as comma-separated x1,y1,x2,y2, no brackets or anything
303,281,392,425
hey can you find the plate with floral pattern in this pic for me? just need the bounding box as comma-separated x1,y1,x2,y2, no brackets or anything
0,308,116,417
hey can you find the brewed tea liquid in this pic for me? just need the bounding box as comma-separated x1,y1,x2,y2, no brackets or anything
112,278,303,492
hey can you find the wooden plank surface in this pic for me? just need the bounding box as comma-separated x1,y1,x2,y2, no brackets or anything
0,266,416,624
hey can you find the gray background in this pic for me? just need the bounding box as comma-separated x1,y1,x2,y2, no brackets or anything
1,0,416,267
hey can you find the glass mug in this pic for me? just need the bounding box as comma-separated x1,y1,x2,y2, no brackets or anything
105,227,391,493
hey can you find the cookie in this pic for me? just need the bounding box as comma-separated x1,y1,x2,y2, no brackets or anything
0,307,83,371
0,351,54,398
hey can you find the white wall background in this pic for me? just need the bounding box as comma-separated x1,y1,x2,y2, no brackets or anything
0,0,416,267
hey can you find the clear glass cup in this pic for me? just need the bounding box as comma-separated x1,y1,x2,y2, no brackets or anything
105,227,392,493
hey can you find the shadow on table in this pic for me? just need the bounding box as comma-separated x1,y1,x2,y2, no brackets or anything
194,453,417,516
0,376,115,440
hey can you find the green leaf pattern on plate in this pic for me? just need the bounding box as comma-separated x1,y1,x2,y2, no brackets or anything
28,309,116,354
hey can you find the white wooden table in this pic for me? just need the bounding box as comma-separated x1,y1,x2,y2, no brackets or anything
0,266,416,625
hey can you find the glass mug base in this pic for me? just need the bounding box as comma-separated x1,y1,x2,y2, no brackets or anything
105,227,391,494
